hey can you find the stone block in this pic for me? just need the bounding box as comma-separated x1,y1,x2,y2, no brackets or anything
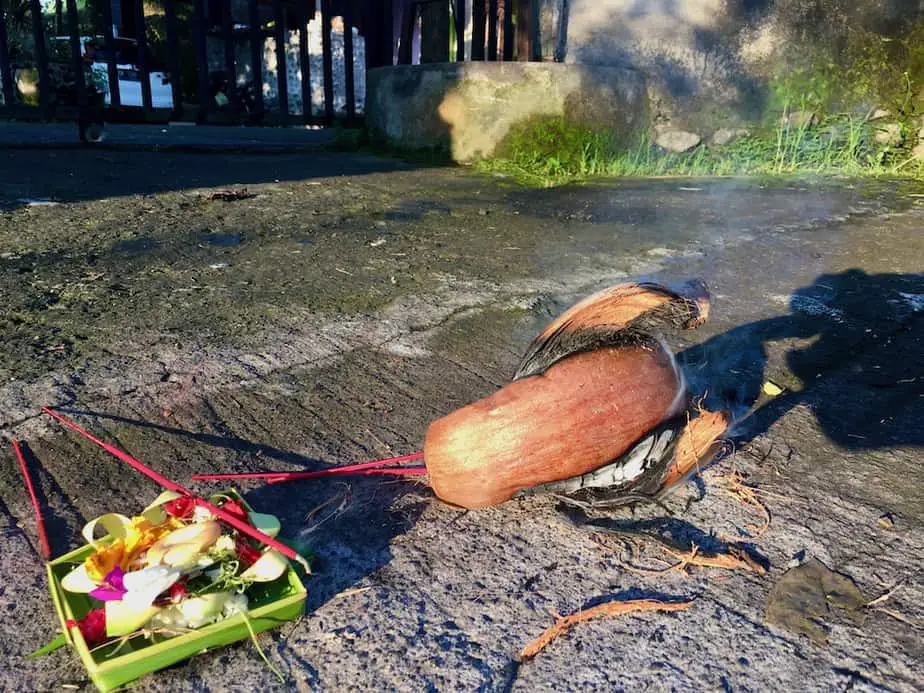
366,62,647,161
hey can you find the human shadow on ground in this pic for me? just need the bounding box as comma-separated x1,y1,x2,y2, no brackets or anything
678,269,924,451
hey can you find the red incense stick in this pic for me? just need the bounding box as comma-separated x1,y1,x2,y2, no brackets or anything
265,466,428,484
192,451,426,482
41,408,311,572
11,439,52,560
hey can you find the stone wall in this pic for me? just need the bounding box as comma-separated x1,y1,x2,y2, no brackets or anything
536,0,924,128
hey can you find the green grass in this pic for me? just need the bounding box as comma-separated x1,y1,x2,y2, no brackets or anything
476,114,924,187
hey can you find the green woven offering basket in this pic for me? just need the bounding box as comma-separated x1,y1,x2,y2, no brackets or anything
45,490,307,692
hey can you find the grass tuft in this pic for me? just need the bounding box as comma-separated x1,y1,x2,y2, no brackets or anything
476,113,924,187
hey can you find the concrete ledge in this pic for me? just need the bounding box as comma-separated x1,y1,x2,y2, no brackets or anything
366,62,648,162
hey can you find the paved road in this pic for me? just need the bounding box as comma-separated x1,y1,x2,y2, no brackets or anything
0,145,922,691
0,121,337,152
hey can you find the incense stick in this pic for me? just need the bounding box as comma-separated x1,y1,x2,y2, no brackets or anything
41,408,310,572
265,466,428,484
192,452,427,482
11,439,52,560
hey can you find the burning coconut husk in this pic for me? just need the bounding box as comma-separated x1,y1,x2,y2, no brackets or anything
195,279,730,511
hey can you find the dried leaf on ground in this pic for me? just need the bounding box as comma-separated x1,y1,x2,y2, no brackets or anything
765,558,866,645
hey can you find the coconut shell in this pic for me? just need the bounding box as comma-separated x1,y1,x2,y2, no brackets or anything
424,344,685,509
514,280,711,380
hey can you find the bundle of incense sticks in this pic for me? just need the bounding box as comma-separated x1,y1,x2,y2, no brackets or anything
41,408,311,572
191,452,428,484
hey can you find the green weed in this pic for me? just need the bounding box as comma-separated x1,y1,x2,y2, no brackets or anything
476,112,924,187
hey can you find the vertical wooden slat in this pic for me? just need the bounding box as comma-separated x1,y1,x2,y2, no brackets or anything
380,0,394,67
470,0,485,59
343,0,355,119
193,0,210,122
515,0,530,61
221,0,235,115
99,0,120,107
0,1,16,109
455,0,466,62
320,0,334,122
419,0,448,63
133,0,153,112
272,0,289,124
29,0,51,117
248,0,264,121
397,2,415,65
502,0,514,60
65,0,87,115
486,0,498,60
163,0,181,116
296,0,312,124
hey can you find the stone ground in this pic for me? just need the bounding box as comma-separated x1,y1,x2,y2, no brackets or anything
0,137,922,692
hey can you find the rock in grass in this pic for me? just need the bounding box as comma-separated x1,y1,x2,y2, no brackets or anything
869,108,891,121
873,122,903,146
781,110,818,129
656,129,702,153
710,128,750,146
912,141,924,160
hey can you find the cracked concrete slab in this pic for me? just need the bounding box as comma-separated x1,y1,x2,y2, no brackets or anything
0,147,922,692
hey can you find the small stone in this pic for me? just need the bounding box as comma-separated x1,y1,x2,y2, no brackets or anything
710,128,750,146
912,142,924,160
656,129,702,153
368,238,387,248
869,108,891,121
877,512,895,530
478,208,489,216
782,110,818,129
873,122,902,146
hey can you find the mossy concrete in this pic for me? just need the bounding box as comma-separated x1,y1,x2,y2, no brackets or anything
366,62,647,162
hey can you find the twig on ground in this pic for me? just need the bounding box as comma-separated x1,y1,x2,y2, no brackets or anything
865,581,904,608
520,599,694,660
303,484,352,533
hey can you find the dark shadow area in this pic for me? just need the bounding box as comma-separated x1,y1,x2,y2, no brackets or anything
680,269,924,450
57,407,326,468
558,504,770,573
4,440,87,558
246,477,429,615
0,144,429,210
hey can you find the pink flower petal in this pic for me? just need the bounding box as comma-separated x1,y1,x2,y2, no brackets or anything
89,586,127,602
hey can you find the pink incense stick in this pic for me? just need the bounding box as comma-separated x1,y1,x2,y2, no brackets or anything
41,408,311,572
191,451,426,483
265,466,428,484
11,439,53,560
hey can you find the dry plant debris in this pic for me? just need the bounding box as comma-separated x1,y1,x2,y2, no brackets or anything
708,467,772,540
598,532,765,576
520,599,694,660
205,188,255,201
